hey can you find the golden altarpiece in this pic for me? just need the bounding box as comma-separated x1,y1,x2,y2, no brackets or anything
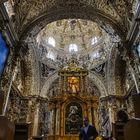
47,60,99,140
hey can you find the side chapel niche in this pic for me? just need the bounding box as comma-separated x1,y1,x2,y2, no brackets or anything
47,58,99,139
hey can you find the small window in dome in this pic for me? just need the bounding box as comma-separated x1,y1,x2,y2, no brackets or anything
69,44,78,52
91,37,97,45
47,51,55,60
92,51,100,59
48,37,55,47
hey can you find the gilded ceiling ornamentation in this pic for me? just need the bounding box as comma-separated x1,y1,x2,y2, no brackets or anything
4,0,135,98
8,0,135,36
36,19,116,71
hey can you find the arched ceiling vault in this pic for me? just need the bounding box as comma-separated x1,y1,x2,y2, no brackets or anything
9,0,135,98
11,0,134,40
20,8,126,40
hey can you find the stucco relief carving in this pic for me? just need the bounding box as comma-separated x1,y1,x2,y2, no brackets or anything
107,45,117,95
6,88,28,123
88,72,108,97
40,71,107,98
38,101,49,136
11,0,132,37
40,71,59,97
24,37,41,96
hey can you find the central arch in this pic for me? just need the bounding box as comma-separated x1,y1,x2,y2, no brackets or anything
21,7,126,41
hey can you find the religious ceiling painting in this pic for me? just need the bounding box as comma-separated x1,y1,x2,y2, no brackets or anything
36,19,119,71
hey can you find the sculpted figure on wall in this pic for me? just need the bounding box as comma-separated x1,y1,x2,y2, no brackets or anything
65,102,83,134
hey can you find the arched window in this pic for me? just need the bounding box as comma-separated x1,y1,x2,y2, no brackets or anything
92,51,100,59
4,1,15,18
47,51,55,60
69,44,78,52
136,42,140,58
91,37,97,45
0,33,9,75
48,37,55,47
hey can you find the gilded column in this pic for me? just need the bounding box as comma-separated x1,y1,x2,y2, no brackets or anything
93,102,98,130
63,76,67,93
60,105,64,136
85,77,88,93
80,75,84,94
87,103,92,124
84,104,88,118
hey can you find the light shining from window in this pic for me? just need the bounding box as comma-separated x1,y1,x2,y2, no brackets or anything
4,1,15,18
91,37,97,45
47,51,55,60
92,51,100,59
48,37,55,47
137,43,140,57
69,44,78,52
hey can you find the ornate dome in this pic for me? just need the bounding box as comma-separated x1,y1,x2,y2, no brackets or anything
36,19,116,69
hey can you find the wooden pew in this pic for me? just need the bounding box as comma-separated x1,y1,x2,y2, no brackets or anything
0,116,15,140
0,90,15,140
124,94,140,140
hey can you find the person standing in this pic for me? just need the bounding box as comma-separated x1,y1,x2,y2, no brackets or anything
79,118,98,140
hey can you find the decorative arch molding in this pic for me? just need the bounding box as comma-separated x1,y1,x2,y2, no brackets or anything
88,72,108,97
126,84,137,97
20,7,126,41
40,71,59,98
106,45,127,96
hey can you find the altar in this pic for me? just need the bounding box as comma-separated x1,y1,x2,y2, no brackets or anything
47,60,99,140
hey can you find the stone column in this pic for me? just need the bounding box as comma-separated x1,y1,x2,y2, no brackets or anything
63,76,67,93
32,103,40,136
60,106,64,136
49,109,54,135
129,65,140,93
55,104,60,135
26,100,32,122
52,105,57,135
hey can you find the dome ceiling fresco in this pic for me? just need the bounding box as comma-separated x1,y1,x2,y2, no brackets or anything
37,19,102,53
36,19,118,70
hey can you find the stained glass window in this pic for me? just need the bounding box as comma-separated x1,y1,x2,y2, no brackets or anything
0,33,9,75
92,51,100,59
47,51,55,60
